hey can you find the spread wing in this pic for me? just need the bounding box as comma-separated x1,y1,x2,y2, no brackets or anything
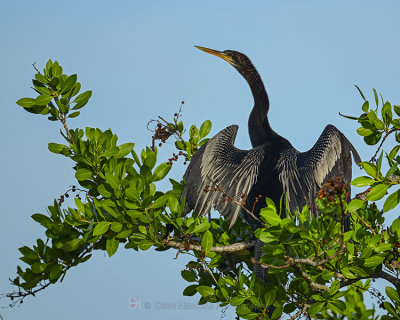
181,125,265,227
277,124,361,213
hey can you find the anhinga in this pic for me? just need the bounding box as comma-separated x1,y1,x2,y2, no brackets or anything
181,46,361,279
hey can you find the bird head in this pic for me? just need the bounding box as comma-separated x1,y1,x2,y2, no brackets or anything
195,46,256,79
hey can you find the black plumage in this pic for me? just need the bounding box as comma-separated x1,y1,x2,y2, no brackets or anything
181,46,361,279
182,46,360,227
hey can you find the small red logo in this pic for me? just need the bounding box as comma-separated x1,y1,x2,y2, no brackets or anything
129,297,140,309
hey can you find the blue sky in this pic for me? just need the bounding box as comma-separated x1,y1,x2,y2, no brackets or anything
1,1,400,319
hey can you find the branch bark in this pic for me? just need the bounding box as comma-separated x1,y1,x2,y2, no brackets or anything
163,239,255,253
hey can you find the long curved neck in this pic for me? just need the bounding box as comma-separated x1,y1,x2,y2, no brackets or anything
244,71,275,147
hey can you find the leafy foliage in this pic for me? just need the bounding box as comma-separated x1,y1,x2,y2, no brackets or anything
5,62,400,319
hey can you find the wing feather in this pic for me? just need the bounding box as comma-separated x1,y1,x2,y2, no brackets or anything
277,124,361,213
181,125,265,227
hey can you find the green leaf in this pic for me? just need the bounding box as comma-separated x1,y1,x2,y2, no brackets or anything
35,73,48,83
354,85,366,101
199,120,212,138
364,131,382,145
328,301,345,315
75,168,92,181
74,197,85,213
236,304,252,316
31,262,46,273
366,183,389,201
168,196,179,213
105,172,120,191
202,230,213,254
72,90,92,110
106,238,119,257
143,150,157,169
183,285,198,296
19,246,38,259
341,267,357,279
181,270,196,282
364,255,384,268
197,286,215,297
153,162,172,182
138,240,153,250
349,266,368,277
45,59,53,75
151,194,169,209
360,247,373,259
392,219,400,238
360,162,377,178
98,184,112,197
382,101,393,126
362,101,369,112
357,127,374,136
193,220,210,233
31,213,54,229
386,287,400,302
388,145,399,162
93,221,110,236
52,61,62,77
328,280,340,296
346,199,364,212
189,125,200,143
35,95,53,106
55,99,67,113
394,105,400,117
62,74,77,93
373,88,379,107
116,143,135,158
16,98,36,108
374,119,385,130
110,222,123,232
339,112,358,120
264,287,276,307
230,296,247,306
59,238,81,251
351,176,375,187
48,143,70,155
374,243,392,253
384,302,398,317
49,265,63,282
383,189,400,213
68,111,80,118
116,230,132,238
308,302,324,316
260,207,281,226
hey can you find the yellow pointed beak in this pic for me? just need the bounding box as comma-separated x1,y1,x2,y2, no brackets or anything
195,46,234,65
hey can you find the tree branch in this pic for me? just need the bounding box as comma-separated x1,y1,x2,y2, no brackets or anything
293,264,329,292
289,304,310,320
163,239,255,253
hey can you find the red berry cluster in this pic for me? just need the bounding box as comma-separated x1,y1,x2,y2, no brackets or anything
318,177,350,202
185,261,204,272
167,151,187,165
57,185,86,207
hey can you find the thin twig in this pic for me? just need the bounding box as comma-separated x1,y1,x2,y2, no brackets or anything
350,210,376,235
3,244,95,307
370,128,397,162
59,114,73,143
205,175,265,227
32,63,41,74
200,256,220,288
